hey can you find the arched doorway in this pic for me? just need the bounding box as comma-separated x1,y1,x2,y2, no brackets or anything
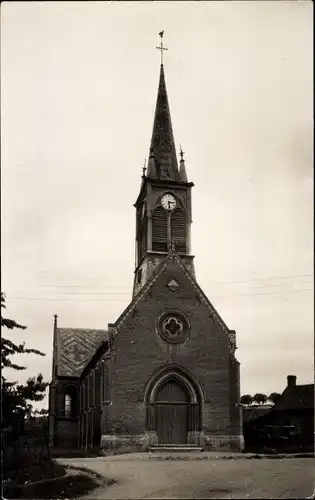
145,366,204,446
156,379,189,444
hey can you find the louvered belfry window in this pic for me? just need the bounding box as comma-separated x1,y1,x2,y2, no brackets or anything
152,206,168,252
170,208,187,253
103,364,110,402
140,216,148,259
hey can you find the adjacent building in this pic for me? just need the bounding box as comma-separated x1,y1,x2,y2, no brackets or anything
243,375,314,451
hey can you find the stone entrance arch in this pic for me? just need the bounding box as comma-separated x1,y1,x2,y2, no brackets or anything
144,365,204,445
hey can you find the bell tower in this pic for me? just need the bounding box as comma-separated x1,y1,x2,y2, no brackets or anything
133,36,195,297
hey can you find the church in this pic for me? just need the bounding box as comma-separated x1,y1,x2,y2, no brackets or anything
49,37,243,453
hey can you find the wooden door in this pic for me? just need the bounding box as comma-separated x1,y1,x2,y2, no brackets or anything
156,380,188,444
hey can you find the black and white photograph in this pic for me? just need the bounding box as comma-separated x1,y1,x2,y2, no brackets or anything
1,1,313,498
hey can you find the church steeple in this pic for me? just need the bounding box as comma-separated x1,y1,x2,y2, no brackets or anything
149,63,179,181
133,33,195,297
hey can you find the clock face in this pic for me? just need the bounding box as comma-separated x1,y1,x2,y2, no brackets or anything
161,193,176,211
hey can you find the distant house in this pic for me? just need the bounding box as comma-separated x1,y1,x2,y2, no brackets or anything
271,375,314,449
242,405,273,450
243,375,314,452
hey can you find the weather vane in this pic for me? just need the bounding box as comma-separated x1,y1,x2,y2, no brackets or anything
156,30,168,65
142,159,147,176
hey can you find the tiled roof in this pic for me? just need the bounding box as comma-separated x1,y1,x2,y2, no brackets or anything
56,327,106,377
272,384,314,412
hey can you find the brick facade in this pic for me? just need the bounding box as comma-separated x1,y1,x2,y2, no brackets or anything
98,253,243,452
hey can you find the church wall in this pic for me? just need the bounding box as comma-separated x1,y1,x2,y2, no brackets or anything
229,357,242,437
79,360,104,449
102,259,241,451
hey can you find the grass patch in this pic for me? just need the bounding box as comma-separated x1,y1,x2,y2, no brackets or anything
4,459,116,499
4,473,100,499
63,463,108,481
46,473,105,499
3,461,67,486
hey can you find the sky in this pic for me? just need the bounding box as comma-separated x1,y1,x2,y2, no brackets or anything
1,1,313,409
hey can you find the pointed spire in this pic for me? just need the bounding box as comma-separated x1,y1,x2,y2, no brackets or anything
149,62,179,181
179,146,188,183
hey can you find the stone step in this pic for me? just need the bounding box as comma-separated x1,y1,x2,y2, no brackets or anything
151,444,199,447
149,445,203,453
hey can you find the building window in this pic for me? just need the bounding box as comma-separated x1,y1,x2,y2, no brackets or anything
85,380,88,409
64,394,72,418
87,374,92,408
156,309,191,345
92,370,96,406
170,208,187,253
152,207,167,252
89,373,93,407
100,364,103,404
103,364,109,402
137,269,142,284
138,216,148,261
64,386,77,418
80,385,84,413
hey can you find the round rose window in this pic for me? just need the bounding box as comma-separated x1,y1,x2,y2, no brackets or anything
156,310,190,344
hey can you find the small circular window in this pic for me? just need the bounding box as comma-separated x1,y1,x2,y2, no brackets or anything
156,310,190,344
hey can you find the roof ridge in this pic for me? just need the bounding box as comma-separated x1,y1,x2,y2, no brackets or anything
112,248,234,348
172,252,232,334
56,327,107,332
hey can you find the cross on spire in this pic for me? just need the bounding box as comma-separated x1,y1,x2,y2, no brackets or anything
156,30,168,65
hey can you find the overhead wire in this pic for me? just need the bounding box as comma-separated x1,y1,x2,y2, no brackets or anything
6,274,313,302
34,273,312,290
9,288,313,302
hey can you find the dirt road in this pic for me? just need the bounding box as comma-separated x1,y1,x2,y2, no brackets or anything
58,453,314,499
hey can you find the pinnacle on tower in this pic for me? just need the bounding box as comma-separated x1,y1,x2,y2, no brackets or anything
179,147,188,183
